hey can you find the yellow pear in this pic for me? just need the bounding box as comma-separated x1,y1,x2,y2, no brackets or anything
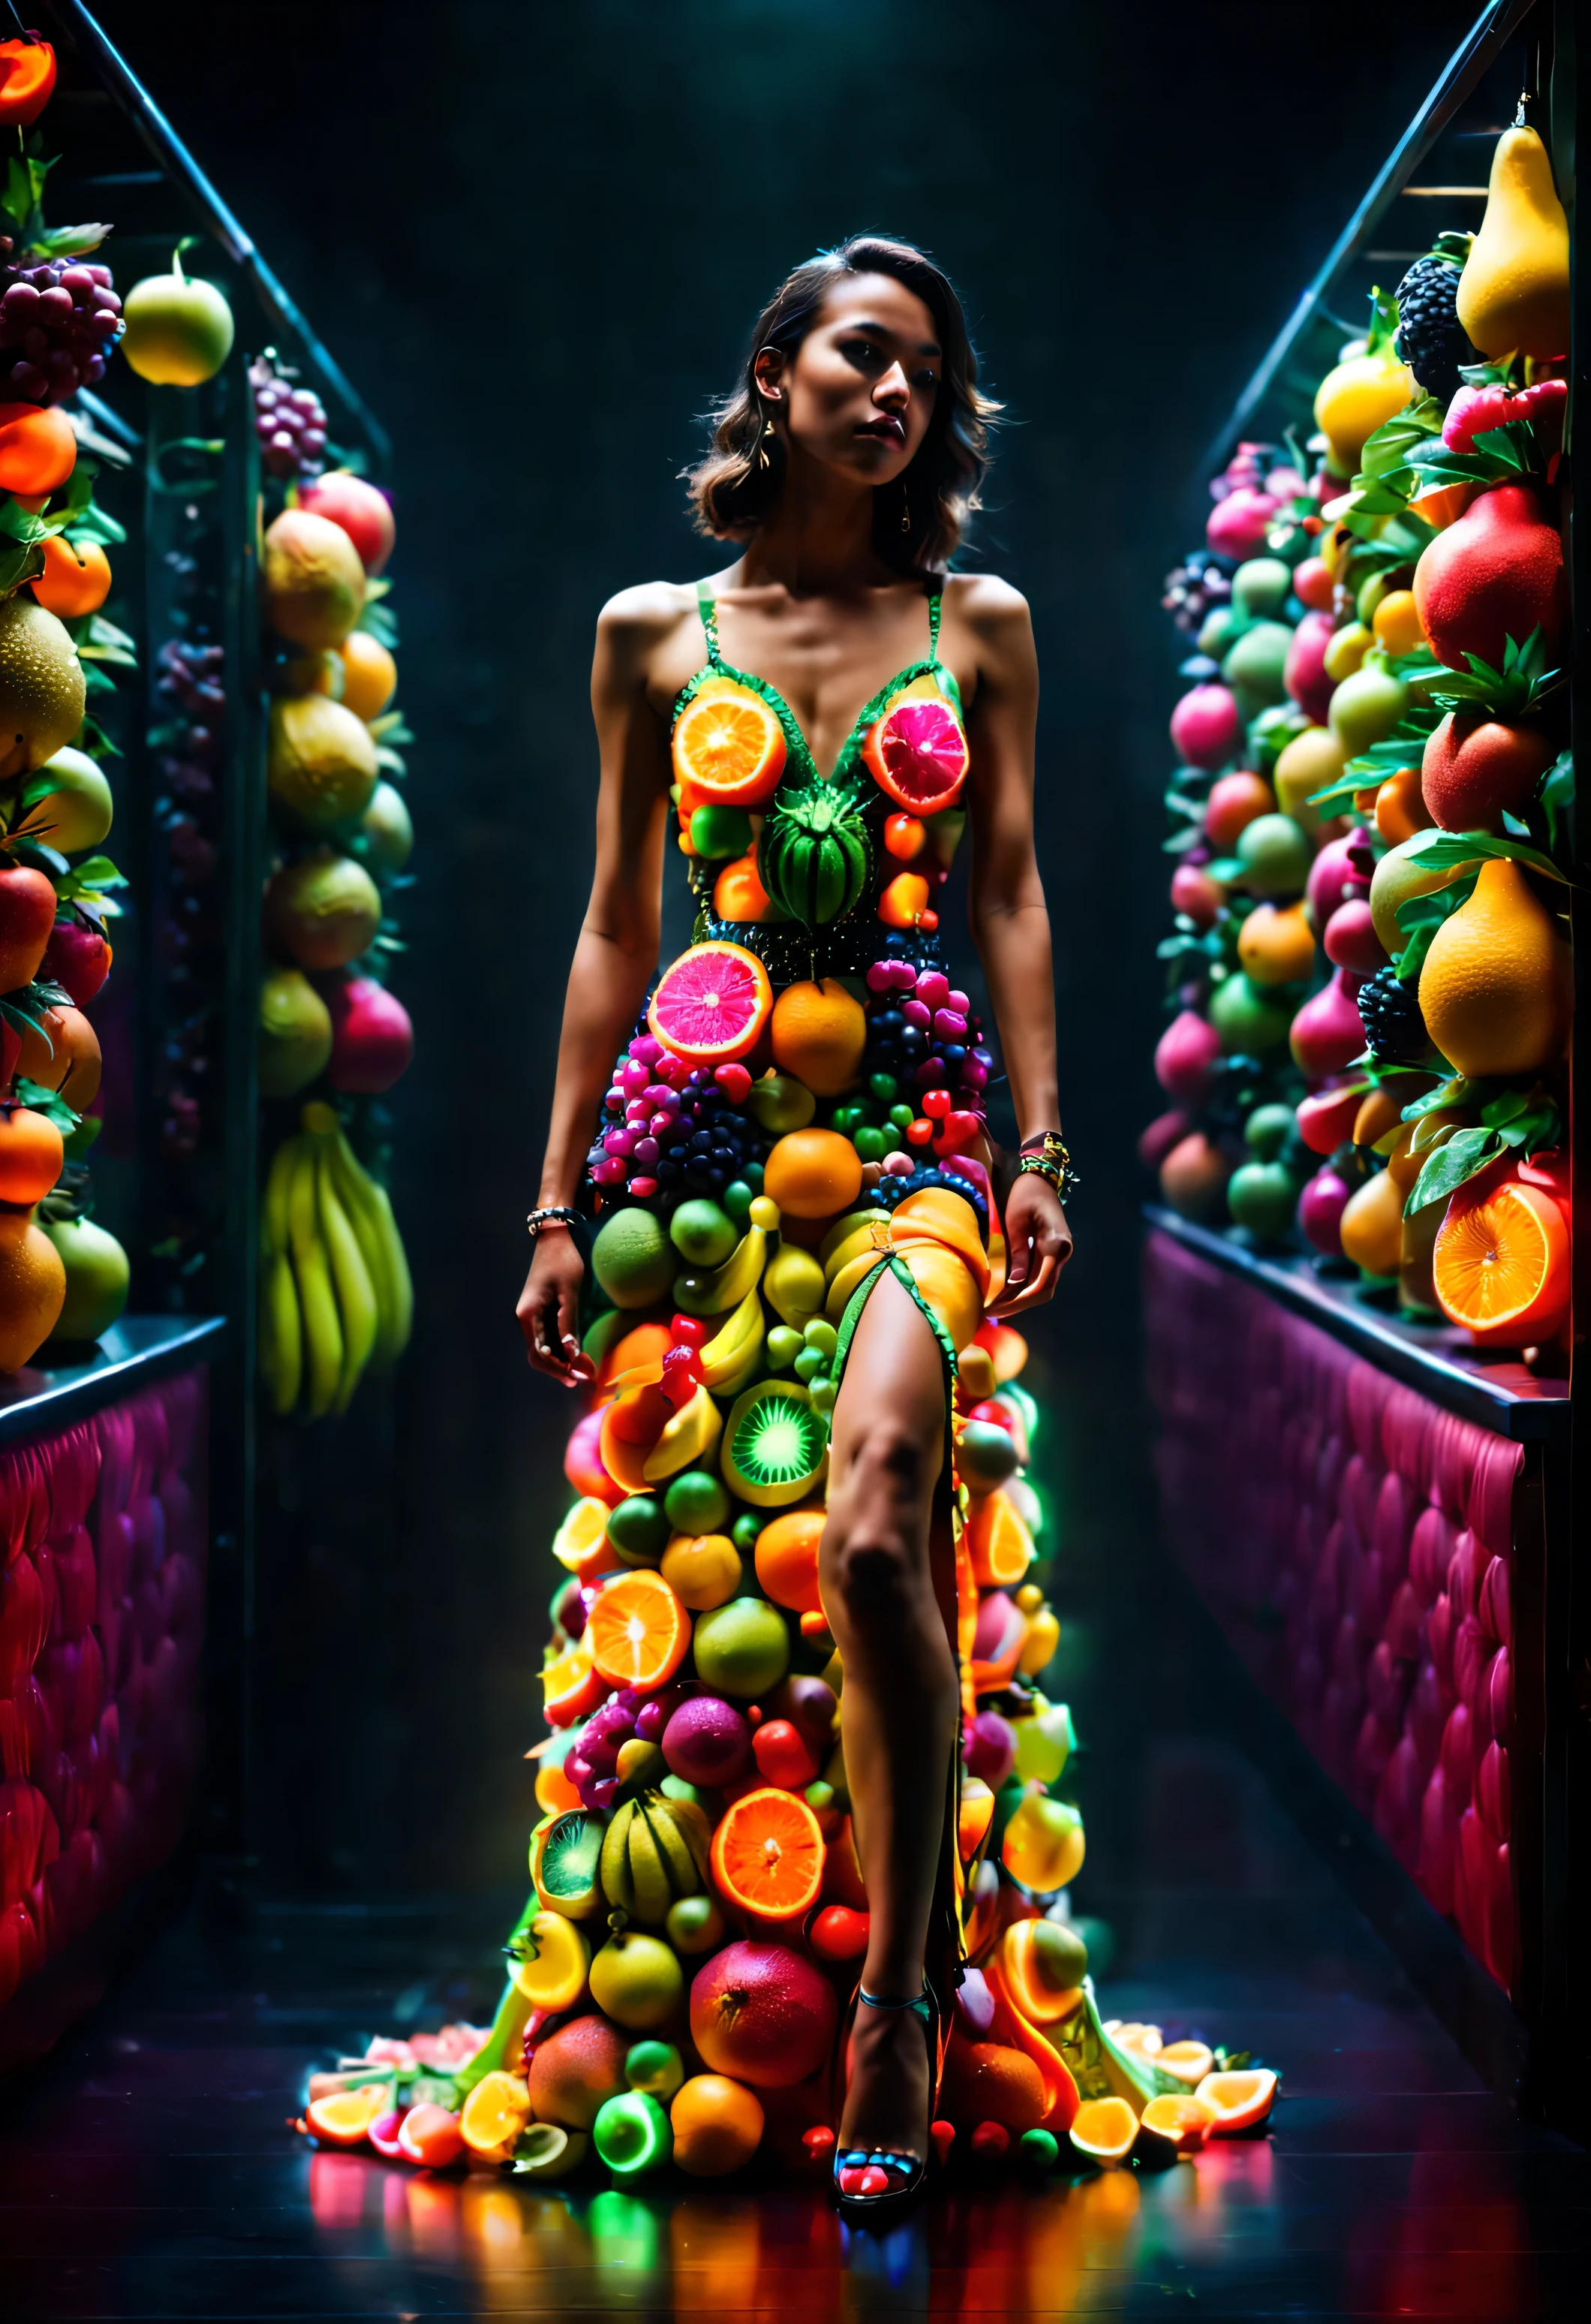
1456,126,1570,360
1417,856,1571,1078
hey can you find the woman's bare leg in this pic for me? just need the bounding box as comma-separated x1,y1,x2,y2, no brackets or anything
820,1267,960,2158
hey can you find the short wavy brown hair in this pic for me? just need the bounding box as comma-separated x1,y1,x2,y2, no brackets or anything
685,236,1000,576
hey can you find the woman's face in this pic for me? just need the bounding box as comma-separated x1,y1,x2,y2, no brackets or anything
759,272,941,487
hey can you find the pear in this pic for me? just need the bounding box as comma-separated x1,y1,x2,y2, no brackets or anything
1457,126,1569,360
1418,856,1571,1079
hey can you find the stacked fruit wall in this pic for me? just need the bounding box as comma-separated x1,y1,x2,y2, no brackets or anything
0,1367,208,2012
1146,1230,1521,1992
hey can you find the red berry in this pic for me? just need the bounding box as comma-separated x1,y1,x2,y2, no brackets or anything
752,1717,819,1790
671,1314,710,1345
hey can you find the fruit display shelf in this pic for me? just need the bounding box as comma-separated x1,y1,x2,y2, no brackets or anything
1143,0,1588,2123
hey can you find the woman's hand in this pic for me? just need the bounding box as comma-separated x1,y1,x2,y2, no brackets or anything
516,1227,595,1385
993,1170,1072,1317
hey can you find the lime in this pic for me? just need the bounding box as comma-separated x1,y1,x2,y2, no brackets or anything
606,1495,670,1566
1235,812,1311,899
731,1512,762,1554
592,1209,674,1308
669,1199,737,1267
1244,1103,1295,1160
692,1597,791,1698
663,1469,730,1534
1209,972,1292,1055
1222,619,1293,709
765,1325,803,1370
1232,558,1292,617
689,802,753,859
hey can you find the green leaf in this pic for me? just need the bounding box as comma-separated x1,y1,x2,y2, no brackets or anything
1539,750,1574,859
1397,825,1568,884
1357,396,1444,485
1366,286,1400,357
1401,1075,1470,1121
356,601,398,649
0,539,44,597
29,222,110,259
1406,1126,1502,1214
11,1076,79,1133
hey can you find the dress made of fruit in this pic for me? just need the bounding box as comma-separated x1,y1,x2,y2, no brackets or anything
304,585,1271,2181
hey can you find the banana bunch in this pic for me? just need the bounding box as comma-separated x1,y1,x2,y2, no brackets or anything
259,1100,414,1419
697,1283,765,1395
599,1791,711,1923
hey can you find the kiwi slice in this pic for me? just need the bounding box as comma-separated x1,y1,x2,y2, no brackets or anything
532,1809,605,1917
722,1380,829,1508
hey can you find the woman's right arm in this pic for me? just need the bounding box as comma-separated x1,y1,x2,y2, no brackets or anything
516,590,675,1383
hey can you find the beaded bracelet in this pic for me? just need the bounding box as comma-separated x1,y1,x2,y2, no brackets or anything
1016,1131,1078,1201
527,1206,580,1239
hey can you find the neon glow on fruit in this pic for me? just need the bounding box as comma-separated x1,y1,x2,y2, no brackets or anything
862,690,969,814
648,940,772,1064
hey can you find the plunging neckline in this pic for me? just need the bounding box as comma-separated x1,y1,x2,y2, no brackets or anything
677,580,960,788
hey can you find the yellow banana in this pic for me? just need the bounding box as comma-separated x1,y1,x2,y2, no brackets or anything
289,1142,342,1419
316,1141,378,1412
645,1799,703,1895
672,1224,766,1317
699,1284,764,1394
625,1814,672,1925
365,1176,413,1358
328,1130,396,1360
263,1131,299,1258
765,1242,826,1326
261,1248,302,1416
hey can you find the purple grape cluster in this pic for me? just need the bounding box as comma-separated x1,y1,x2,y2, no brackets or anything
250,357,327,480
863,958,990,1109
565,1687,641,1812
1161,554,1233,636
0,239,122,404
590,1031,763,1210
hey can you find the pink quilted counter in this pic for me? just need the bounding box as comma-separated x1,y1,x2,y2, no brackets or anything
0,1365,209,2012
1143,1224,1561,2003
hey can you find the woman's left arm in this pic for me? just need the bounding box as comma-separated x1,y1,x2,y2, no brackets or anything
958,578,1072,1313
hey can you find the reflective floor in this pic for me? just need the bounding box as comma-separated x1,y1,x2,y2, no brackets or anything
2,1721,1584,2320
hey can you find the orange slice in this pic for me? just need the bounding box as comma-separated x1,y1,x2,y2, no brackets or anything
710,1784,826,1920
965,1489,1035,1588
672,681,787,806
599,1382,674,1494
648,940,773,1064
459,2070,534,2157
543,1643,606,1727
1156,2040,1215,2087
1432,1179,1569,1344
1068,2094,1138,2166
862,691,969,815
586,1567,690,1691
1138,2093,1214,2157
1194,2067,1277,2133
306,2083,390,2146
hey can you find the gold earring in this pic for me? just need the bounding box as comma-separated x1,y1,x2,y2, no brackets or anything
901,483,911,534
757,419,775,474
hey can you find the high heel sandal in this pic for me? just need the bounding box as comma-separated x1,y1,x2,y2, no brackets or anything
832,1982,943,2226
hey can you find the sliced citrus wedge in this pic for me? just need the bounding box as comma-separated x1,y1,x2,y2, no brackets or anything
1138,2092,1214,2158
648,940,773,1064
673,680,786,806
586,1567,690,1691
710,1784,826,1920
1194,2066,1277,2133
862,685,969,815
306,2082,390,2147
1156,2040,1215,2087
1433,1179,1569,1344
1069,2094,1138,2166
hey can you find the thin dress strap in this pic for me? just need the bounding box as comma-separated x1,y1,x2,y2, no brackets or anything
928,586,943,659
696,580,722,665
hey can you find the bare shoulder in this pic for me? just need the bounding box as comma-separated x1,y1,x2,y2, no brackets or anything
594,579,703,703
944,572,1034,695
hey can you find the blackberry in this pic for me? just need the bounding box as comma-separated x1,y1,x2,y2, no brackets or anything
1393,233,1478,405
1358,965,1430,1064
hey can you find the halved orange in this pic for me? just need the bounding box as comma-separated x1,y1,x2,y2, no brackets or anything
1194,2067,1277,2133
965,1489,1035,1589
672,680,787,807
1433,1179,1569,1345
600,1318,675,1389
585,1567,690,1691
710,1784,826,1920
543,1643,606,1727
1069,2095,1138,2166
550,1495,624,1585
1138,2093,1214,2157
862,686,969,816
648,940,773,1064
306,2083,390,2146
1155,2040,1215,2087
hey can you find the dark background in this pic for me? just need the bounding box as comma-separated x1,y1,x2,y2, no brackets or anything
92,0,1474,1895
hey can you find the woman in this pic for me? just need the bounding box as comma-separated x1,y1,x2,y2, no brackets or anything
519,236,1073,2216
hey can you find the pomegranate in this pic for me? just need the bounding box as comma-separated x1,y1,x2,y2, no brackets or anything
1412,484,1567,673
1159,1130,1232,1223
0,864,58,994
1323,899,1390,975
1138,1107,1192,1173
690,1941,837,2090
1206,486,1276,560
1153,1008,1221,1105
325,974,414,1094
1299,1166,1352,1257
1289,968,1367,1078
1296,1084,1363,1156
1285,611,1336,724
1169,683,1240,772
40,917,110,1007
297,472,395,575
1419,713,1556,833
1170,862,1223,929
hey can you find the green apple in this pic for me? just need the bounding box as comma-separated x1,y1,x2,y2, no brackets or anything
122,252,235,387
